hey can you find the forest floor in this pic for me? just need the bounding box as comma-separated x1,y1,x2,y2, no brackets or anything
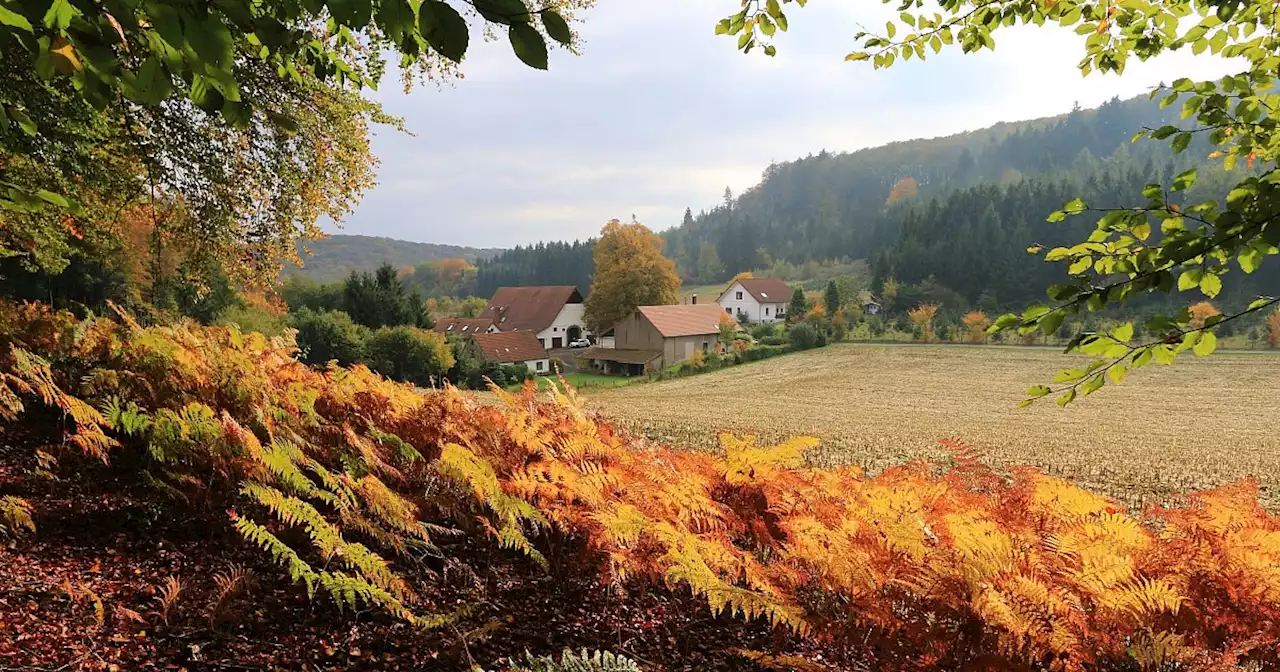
584,343,1280,511
0,430,859,672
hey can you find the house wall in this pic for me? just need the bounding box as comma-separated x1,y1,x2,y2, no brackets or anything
613,311,664,351
661,334,716,369
523,358,550,374
534,303,588,349
717,282,787,324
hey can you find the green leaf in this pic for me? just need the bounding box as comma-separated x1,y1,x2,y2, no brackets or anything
1248,297,1276,311
421,1,469,62
1047,210,1066,223
1056,389,1077,408
0,4,33,31
1133,347,1153,368
1180,95,1203,119
1107,364,1128,384
1193,330,1217,356
509,22,548,70
1171,132,1192,153
1112,322,1134,343
1177,269,1203,291
764,44,777,56
186,16,235,69
1040,310,1065,337
42,0,75,30
1064,198,1086,213
1132,221,1151,240
326,0,373,26
34,189,69,207
475,0,530,24
1027,385,1052,398
375,0,415,44
1171,77,1194,92
1171,168,1197,192
714,18,731,35
1053,368,1086,384
8,107,36,135
1199,273,1222,298
541,9,572,45
845,51,871,61
991,313,1020,331
1068,256,1092,275
886,21,896,38
1081,375,1105,396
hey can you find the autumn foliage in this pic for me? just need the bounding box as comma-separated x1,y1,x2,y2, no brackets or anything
1269,309,1280,349
909,303,938,344
1188,301,1222,330
885,176,920,207
962,310,990,344
2,301,1280,670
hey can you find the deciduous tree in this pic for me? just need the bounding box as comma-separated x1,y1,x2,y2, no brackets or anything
584,220,680,335
909,304,938,344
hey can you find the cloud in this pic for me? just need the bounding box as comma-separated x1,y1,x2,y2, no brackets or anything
333,0,1241,247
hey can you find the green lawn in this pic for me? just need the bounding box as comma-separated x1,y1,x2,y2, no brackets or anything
517,371,641,392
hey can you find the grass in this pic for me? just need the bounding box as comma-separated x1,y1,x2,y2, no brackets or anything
583,343,1280,510
517,371,640,392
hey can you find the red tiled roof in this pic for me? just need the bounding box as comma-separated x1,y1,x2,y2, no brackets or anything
482,286,582,333
470,331,548,364
723,278,794,304
434,318,494,334
637,304,731,338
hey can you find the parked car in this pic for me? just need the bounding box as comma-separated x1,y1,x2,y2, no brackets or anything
568,338,591,348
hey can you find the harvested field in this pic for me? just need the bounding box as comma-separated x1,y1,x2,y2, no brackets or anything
583,344,1280,509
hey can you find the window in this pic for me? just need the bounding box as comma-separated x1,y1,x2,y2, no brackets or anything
553,327,559,331
735,291,743,300
536,360,545,371
765,307,771,316
702,340,710,353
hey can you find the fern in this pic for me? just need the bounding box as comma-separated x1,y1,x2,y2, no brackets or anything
0,495,35,538
517,649,642,672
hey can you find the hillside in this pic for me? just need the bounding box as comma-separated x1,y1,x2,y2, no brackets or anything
285,234,502,282
471,93,1268,312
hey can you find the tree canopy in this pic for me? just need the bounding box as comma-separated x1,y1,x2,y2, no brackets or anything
583,219,681,334
720,0,1280,404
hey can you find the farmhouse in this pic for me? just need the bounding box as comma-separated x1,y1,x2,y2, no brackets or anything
579,303,731,375
858,290,882,315
468,331,550,374
433,317,497,335
717,277,793,324
481,285,588,349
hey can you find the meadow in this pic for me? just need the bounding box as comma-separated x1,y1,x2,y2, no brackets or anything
584,343,1280,510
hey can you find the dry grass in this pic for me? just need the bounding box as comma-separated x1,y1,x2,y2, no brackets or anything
583,344,1280,510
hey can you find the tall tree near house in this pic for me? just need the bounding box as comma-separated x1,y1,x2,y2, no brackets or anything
823,280,841,313
717,0,1280,405
789,287,808,322
583,219,681,335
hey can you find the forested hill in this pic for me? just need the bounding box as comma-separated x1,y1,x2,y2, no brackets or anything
470,93,1244,307
286,235,501,282
665,94,1201,278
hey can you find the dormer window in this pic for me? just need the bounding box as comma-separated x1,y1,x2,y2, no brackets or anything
735,291,743,300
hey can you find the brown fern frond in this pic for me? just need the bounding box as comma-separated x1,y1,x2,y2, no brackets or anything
209,564,255,624
157,576,184,626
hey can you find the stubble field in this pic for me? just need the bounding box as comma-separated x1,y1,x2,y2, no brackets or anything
581,344,1280,510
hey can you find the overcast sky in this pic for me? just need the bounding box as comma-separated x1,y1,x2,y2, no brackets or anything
334,0,1240,248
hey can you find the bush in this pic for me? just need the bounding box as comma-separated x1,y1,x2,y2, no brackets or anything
787,323,825,350
548,356,565,374
749,323,778,341
364,326,454,386
761,335,788,347
288,308,368,366
218,305,288,338
739,344,788,362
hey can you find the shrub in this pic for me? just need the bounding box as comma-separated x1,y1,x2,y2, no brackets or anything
364,326,454,386
218,305,288,338
749,323,777,341
288,308,368,366
961,310,989,344
761,335,788,347
549,356,565,374
908,304,938,343
788,323,824,350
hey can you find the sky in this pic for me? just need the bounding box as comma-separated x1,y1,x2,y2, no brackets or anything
334,0,1241,248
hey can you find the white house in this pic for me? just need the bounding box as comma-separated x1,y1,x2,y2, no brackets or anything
716,277,794,324
469,331,551,374
482,286,590,349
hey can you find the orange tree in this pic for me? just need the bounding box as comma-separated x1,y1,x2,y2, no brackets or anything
583,219,681,334
718,0,1279,405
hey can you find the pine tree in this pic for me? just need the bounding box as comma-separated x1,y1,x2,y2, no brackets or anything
789,288,808,322
823,280,841,313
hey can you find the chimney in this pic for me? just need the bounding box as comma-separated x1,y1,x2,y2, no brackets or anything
691,294,697,305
